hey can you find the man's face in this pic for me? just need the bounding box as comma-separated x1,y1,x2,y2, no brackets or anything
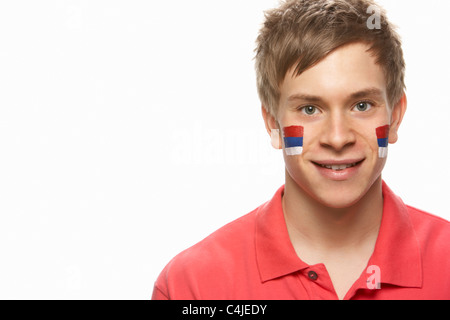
273,42,404,208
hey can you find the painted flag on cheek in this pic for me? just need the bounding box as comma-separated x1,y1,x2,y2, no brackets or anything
376,125,390,158
283,126,304,156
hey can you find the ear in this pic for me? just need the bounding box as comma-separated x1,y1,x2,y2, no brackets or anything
261,105,282,149
389,93,407,144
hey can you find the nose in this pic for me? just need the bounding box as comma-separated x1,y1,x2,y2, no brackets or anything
319,112,356,152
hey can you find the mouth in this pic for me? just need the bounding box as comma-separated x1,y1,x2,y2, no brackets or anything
314,161,363,171
311,159,365,180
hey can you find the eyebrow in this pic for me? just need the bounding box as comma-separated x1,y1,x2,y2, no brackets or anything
287,87,385,104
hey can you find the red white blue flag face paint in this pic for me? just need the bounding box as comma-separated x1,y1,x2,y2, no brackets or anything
376,125,389,158
283,126,304,156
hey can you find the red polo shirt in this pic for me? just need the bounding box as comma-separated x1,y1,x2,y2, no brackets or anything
152,182,450,300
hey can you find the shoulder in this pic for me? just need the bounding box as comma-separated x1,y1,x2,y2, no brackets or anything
407,205,450,255
172,209,257,267
407,205,450,239
153,207,260,299
405,205,450,291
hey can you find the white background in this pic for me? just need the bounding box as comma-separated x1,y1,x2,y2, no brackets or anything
0,0,449,299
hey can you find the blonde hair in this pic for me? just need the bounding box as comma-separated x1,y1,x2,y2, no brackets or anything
255,0,405,117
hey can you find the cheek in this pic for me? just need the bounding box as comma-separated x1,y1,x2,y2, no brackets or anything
282,125,304,156
376,125,390,158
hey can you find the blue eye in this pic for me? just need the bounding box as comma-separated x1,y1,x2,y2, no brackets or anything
354,101,373,112
301,105,319,115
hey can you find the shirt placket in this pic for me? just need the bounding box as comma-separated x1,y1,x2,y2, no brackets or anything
297,264,338,300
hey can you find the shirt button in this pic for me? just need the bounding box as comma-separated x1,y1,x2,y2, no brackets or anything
308,271,318,281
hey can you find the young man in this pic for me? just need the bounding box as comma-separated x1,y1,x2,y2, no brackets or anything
152,0,450,300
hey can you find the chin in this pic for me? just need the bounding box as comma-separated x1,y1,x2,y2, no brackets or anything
320,197,361,209
304,179,371,209
315,192,363,209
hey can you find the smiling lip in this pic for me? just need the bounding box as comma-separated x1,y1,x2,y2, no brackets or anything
312,159,365,181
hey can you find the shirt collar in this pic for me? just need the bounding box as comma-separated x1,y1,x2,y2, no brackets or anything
367,181,422,288
255,182,422,288
255,185,308,282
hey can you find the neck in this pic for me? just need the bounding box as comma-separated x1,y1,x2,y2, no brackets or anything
283,175,383,252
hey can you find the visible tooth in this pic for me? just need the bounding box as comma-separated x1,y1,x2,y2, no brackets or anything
334,164,356,170
320,162,358,170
